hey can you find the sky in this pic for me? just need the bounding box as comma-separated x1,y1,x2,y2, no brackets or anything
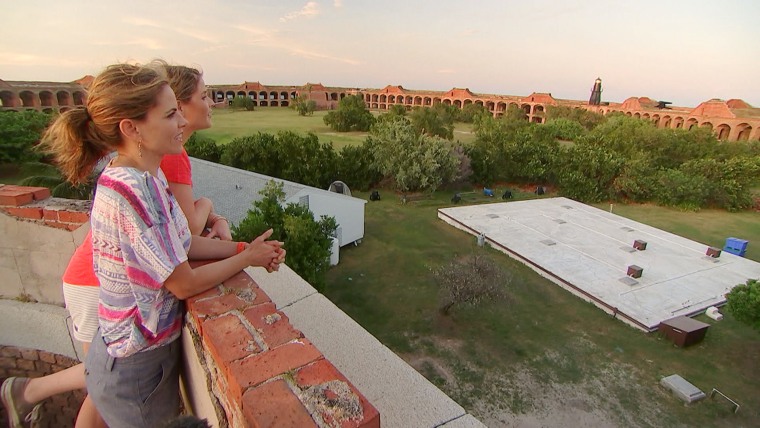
2,0,759,108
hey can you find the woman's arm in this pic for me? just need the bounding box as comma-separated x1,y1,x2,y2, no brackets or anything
165,230,281,299
168,181,211,236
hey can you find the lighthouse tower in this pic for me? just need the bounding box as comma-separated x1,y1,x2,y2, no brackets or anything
589,77,602,105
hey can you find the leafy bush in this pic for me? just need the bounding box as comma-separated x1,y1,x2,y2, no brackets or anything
323,95,375,132
726,279,760,332
185,133,221,163
0,110,52,164
232,181,337,291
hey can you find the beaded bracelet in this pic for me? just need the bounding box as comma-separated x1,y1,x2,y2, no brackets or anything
236,242,247,254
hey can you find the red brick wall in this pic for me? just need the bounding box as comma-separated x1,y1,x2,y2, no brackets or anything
0,346,85,428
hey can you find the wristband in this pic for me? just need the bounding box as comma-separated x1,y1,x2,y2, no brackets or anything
236,242,247,254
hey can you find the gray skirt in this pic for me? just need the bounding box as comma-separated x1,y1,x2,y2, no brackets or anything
85,330,181,427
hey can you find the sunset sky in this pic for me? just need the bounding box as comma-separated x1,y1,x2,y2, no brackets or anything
2,0,758,107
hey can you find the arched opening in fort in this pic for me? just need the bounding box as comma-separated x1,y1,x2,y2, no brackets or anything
424,97,432,106
454,100,462,108
534,105,545,114
486,101,495,112
1,91,15,107
433,97,441,105
20,91,36,108
38,91,53,107
463,99,472,107
634,112,641,119
736,123,752,141
42,108,53,114
686,118,698,130
443,99,452,106
271,101,279,107
673,117,683,128
73,91,85,106
414,96,422,106
701,122,713,131
225,91,235,104
260,101,268,107
215,91,224,102
626,112,632,117
291,91,298,100
259,91,267,100
715,124,731,140
57,91,71,106
661,115,671,128
282,91,290,101
269,91,278,100
521,104,531,115
237,91,245,98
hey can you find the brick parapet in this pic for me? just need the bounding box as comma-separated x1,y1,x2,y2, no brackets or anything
0,184,91,231
185,268,380,427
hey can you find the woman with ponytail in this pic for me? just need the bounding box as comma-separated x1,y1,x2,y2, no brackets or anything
2,62,284,428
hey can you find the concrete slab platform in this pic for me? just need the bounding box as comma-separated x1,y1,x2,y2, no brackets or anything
439,197,760,331
660,374,706,403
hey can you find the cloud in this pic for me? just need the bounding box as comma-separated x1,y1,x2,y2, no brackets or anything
279,2,320,22
334,0,343,7
290,48,361,65
93,38,165,50
123,16,216,42
436,69,456,74
233,23,359,66
0,52,88,68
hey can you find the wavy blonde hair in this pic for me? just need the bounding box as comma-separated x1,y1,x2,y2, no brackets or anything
41,63,168,184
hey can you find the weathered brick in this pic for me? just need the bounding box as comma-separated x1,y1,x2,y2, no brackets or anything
39,352,57,364
0,347,21,358
0,356,17,369
191,293,250,318
17,359,36,371
202,314,259,363
58,210,90,224
241,379,316,428
295,360,381,428
0,188,34,206
20,348,39,361
5,206,44,220
42,208,60,221
243,303,303,349
228,339,323,401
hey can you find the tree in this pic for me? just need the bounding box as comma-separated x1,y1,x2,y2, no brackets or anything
220,133,281,175
185,133,222,163
432,253,510,315
458,103,489,123
232,181,337,291
409,105,454,140
231,96,255,111
0,110,51,164
726,279,760,332
291,94,317,116
336,142,382,191
323,95,375,132
555,142,624,202
545,105,605,130
387,104,407,116
368,115,459,194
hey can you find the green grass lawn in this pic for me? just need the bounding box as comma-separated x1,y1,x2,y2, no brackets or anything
197,108,370,150
326,189,760,427
197,107,479,149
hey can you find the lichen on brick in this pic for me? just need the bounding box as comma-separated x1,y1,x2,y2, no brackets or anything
235,288,256,302
264,313,281,325
300,380,363,427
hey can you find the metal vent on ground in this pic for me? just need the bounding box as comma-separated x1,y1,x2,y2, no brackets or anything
553,219,566,224
540,239,557,246
487,214,499,219
620,226,635,232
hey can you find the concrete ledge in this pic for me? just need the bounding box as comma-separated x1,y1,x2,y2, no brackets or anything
0,299,81,360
